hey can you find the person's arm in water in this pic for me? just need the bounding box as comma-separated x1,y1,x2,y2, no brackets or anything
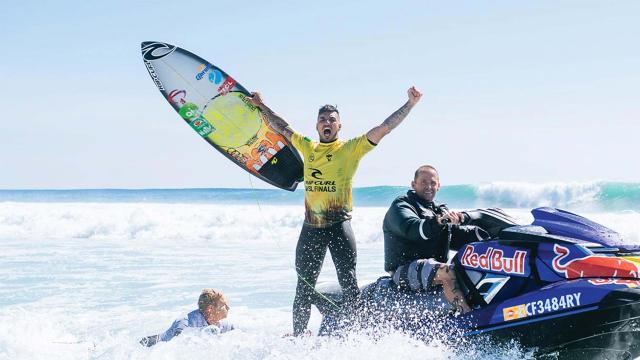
139,318,187,347
366,86,422,144
245,92,295,142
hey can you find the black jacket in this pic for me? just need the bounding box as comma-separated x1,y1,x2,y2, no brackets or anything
383,190,473,272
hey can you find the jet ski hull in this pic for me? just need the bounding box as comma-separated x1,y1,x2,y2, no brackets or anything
317,207,640,359
319,280,640,359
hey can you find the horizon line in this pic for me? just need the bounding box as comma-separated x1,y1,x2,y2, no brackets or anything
0,180,632,192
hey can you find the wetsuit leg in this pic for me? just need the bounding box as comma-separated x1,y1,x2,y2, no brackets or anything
393,258,442,291
327,220,359,305
293,224,329,335
393,259,471,313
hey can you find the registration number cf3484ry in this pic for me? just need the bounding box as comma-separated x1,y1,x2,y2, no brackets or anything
503,292,582,321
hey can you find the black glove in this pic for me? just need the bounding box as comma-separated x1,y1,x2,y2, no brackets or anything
139,334,160,347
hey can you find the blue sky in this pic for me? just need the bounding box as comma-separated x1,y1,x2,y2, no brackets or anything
1,1,638,189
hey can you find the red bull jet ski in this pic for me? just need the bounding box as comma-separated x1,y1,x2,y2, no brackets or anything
316,207,640,359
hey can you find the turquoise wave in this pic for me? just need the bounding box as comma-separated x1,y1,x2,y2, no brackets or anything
1,182,639,210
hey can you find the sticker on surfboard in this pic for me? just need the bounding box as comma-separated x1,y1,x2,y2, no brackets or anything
140,41,303,191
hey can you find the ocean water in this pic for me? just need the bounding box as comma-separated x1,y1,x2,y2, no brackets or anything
1,182,640,359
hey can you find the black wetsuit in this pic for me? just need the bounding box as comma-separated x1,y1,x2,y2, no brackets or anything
293,220,358,335
383,190,482,274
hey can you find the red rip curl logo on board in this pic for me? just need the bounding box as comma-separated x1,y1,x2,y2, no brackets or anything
460,245,528,275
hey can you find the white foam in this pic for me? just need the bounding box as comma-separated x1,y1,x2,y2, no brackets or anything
0,203,393,246
474,181,601,209
0,202,302,244
0,305,526,360
2,202,639,359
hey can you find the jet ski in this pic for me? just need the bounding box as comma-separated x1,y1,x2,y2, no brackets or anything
316,207,640,359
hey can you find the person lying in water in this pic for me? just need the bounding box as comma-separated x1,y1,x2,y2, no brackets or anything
140,288,233,347
383,165,489,313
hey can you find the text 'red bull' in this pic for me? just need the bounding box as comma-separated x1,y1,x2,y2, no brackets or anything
460,245,527,275
552,244,640,279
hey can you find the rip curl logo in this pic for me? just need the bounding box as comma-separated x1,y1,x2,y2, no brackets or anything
144,60,164,90
304,180,336,192
460,245,528,276
309,168,323,179
309,154,315,162
326,153,333,161
141,42,177,61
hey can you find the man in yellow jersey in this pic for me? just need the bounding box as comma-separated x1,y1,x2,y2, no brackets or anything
247,87,422,335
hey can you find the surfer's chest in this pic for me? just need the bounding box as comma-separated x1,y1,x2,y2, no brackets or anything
304,143,348,166
303,143,351,177
415,204,441,219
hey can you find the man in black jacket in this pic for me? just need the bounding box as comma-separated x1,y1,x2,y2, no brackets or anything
383,165,484,312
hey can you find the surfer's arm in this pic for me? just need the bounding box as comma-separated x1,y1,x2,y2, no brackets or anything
261,105,295,141
139,317,186,347
366,86,422,144
158,318,187,342
245,92,295,141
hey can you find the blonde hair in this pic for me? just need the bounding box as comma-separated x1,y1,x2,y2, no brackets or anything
198,288,225,312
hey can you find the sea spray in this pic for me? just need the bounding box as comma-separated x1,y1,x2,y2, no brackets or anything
1,189,639,359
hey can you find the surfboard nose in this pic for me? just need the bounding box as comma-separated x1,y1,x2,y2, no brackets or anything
141,41,177,48
141,41,177,61
141,41,156,49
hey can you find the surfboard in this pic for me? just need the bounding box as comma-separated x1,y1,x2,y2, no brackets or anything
140,41,303,191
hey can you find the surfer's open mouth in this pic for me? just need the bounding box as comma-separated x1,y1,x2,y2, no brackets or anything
323,128,332,136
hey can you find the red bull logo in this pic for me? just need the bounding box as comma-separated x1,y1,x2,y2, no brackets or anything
460,245,527,275
552,244,640,279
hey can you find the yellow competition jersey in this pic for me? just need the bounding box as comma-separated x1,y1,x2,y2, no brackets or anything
291,132,376,227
